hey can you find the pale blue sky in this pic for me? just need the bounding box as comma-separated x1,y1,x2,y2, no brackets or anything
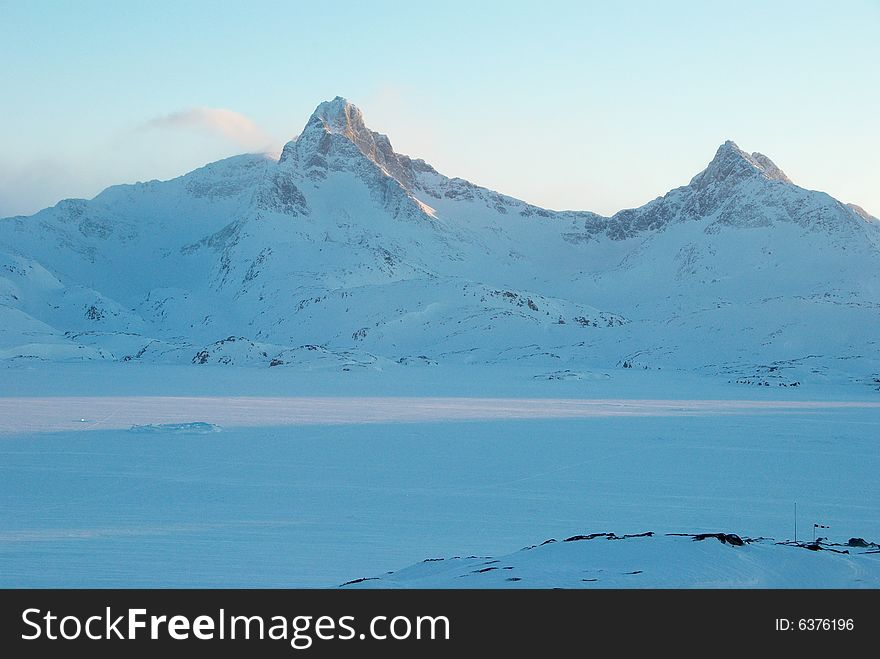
1,0,878,217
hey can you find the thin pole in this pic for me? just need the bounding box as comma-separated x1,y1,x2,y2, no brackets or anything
794,502,797,543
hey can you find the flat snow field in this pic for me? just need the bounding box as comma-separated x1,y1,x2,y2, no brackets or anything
0,364,878,587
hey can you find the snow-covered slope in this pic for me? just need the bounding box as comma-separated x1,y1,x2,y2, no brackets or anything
340,532,880,589
1,97,878,384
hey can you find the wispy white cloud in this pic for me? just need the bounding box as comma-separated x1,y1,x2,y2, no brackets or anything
140,107,271,151
0,108,278,217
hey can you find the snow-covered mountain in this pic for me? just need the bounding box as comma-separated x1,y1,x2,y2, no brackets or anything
2,97,878,385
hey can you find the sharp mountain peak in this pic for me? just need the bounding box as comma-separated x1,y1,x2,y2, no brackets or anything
691,139,792,188
286,99,798,200
309,96,368,139
277,96,418,189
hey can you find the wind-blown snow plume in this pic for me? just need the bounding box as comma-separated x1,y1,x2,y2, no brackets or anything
141,107,271,150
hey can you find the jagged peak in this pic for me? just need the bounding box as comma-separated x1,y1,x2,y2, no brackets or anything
690,140,792,188
749,151,791,183
279,97,364,163
307,96,369,141
847,202,877,222
281,96,387,162
279,96,418,190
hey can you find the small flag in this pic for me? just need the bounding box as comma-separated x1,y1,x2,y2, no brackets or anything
814,524,829,529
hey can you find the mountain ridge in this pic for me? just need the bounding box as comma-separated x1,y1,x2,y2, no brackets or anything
1,97,878,385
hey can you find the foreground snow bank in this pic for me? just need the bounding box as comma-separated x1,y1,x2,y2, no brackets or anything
340,532,880,589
